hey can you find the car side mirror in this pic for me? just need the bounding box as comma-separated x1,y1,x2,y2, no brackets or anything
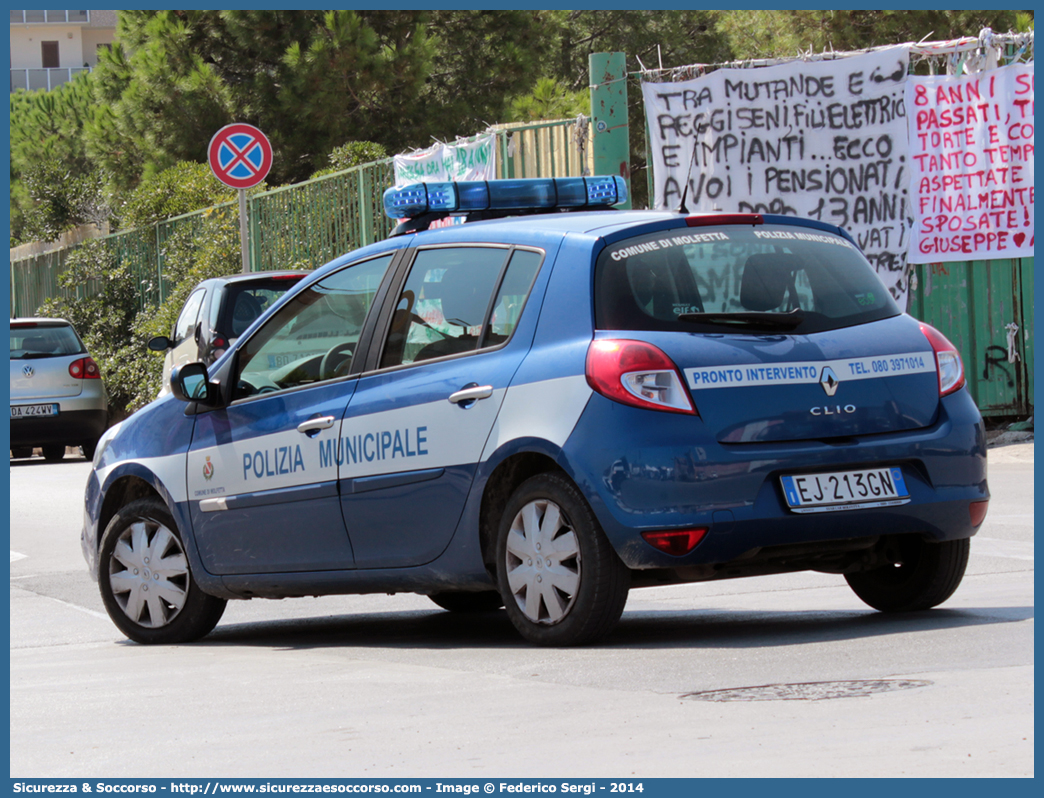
170,362,217,405
147,335,172,352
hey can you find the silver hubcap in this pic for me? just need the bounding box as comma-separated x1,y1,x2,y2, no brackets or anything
505,499,581,624
108,519,189,628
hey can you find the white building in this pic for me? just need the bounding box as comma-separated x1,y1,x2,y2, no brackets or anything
10,9,117,92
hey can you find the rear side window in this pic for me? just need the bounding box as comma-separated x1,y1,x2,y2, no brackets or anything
10,323,85,359
595,225,899,335
380,246,542,369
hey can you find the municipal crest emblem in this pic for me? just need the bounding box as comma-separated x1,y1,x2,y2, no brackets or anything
203,456,214,481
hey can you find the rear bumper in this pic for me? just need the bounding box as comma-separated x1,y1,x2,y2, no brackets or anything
11,408,109,447
563,389,987,570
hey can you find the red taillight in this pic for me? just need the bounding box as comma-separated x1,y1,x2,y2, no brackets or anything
969,500,989,527
919,323,965,396
69,356,101,380
641,528,708,556
586,339,696,415
686,213,762,227
212,336,227,350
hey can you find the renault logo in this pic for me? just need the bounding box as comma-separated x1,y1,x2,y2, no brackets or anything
22,365,34,378
820,366,839,396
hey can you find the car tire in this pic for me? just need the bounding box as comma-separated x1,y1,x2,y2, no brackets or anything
496,473,629,646
80,440,98,461
10,447,33,459
429,591,504,613
98,497,226,644
42,445,65,462
845,536,969,612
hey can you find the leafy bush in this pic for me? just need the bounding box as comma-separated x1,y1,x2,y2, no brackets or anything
310,141,388,178
19,161,110,243
39,201,243,417
118,161,235,230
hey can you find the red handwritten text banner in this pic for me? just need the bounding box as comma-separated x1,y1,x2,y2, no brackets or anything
906,63,1034,263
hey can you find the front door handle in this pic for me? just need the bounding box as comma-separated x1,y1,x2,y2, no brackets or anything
448,385,493,405
297,416,336,435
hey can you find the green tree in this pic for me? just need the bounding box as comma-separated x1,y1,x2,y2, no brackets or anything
10,73,104,242
87,10,434,189
507,78,589,123
717,11,1028,61
417,11,554,138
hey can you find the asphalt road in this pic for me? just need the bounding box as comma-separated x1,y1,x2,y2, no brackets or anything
8,443,1034,778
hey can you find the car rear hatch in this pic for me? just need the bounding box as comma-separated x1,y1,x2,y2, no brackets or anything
10,321,88,400
593,220,941,444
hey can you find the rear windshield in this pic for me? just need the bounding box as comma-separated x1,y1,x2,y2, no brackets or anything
595,224,900,335
9,323,85,359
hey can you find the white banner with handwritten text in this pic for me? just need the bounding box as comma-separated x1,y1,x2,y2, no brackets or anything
393,134,497,186
642,48,913,306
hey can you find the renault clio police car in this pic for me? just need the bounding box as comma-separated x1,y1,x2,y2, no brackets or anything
82,176,988,646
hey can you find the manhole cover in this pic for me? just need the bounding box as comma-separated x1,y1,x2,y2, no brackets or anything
681,679,933,702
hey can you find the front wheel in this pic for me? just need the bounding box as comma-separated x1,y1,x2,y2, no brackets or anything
496,473,629,646
845,536,969,612
98,497,226,644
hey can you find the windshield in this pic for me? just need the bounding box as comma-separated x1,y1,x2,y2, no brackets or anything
595,224,900,335
10,323,85,359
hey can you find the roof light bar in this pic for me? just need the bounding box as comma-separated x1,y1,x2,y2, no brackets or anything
383,176,628,219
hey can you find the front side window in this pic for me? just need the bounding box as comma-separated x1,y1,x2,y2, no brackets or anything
232,255,393,399
173,288,206,344
595,224,899,335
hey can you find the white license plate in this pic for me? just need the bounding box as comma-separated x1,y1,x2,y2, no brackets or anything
10,403,59,419
780,467,910,513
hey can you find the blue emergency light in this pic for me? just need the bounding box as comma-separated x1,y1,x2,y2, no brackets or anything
383,176,629,220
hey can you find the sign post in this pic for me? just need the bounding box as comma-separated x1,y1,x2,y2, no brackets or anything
208,123,273,273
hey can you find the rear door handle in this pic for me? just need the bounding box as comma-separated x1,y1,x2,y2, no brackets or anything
297,416,336,435
448,385,493,405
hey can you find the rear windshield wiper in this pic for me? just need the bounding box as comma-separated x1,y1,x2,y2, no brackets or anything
11,352,62,359
676,309,805,331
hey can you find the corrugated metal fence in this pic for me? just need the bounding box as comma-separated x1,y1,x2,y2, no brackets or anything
10,117,591,319
908,257,1034,417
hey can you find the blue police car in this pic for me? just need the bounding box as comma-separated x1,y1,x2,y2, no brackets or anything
82,176,988,646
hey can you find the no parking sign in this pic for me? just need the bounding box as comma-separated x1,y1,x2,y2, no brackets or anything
209,123,273,271
208,123,273,189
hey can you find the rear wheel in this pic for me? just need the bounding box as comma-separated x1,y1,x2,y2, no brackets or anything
429,591,504,613
98,497,226,644
496,473,629,646
42,445,65,462
845,537,969,612
10,447,33,459
80,440,98,461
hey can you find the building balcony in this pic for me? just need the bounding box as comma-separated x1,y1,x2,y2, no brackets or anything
10,10,90,24
10,67,90,93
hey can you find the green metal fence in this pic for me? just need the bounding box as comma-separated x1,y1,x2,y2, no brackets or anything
908,257,1034,418
250,160,396,274
9,118,588,319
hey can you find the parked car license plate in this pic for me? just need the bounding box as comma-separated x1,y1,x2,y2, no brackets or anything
10,403,59,419
780,467,909,513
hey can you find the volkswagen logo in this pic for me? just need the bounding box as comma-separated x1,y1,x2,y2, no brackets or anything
819,366,839,396
22,365,34,378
